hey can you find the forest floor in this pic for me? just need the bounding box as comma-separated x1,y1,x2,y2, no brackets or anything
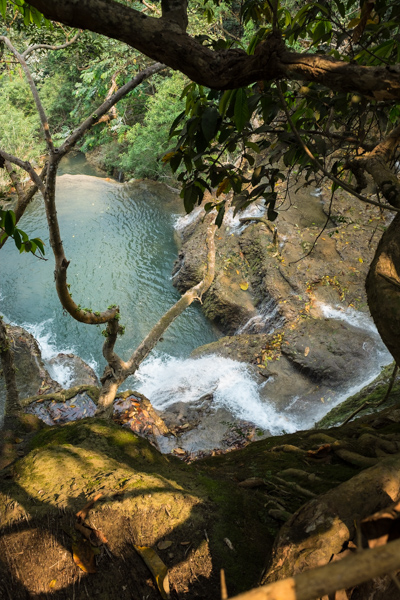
2,381,400,600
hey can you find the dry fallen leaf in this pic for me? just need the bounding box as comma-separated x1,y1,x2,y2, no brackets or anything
134,545,170,599
240,282,249,291
224,537,235,551
49,579,56,589
304,346,310,357
72,539,96,573
158,540,173,550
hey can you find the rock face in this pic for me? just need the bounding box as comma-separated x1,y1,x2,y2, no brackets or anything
0,325,61,405
172,183,391,430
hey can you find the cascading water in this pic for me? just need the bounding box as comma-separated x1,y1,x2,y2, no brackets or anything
0,158,393,445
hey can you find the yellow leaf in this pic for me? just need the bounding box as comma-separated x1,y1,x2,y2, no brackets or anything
161,151,176,164
72,540,96,573
240,282,249,291
347,17,360,28
216,178,230,197
49,579,56,589
358,257,363,263
134,546,170,599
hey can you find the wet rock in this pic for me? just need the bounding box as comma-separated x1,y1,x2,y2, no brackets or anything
0,325,61,408
47,353,99,387
281,318,376,387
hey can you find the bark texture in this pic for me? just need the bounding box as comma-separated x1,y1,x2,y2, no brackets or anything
366,213,400,365
25,0,400,98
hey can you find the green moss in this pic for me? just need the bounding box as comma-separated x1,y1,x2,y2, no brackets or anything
317,363,400,428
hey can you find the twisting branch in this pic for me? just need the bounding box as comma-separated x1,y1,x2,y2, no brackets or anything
96,219,217,413
0,37,54,152
276,82,400,214
58,62,165,157
22,30,81,58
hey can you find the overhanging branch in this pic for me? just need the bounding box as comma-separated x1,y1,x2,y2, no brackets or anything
24,0,400,97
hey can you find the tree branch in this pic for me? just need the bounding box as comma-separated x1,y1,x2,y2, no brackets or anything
58,62,166,157
24,0,400,97
0,36,54,152
21,30,81,58
96,220,217,413
230,538,400,600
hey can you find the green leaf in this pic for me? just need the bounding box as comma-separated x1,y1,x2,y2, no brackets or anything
201,106,220,142
215,205,225,228
219,90,234,116
233,88,250,133
0,0,6,19
4,211,16,236
31,237,45,255
13,229,22,250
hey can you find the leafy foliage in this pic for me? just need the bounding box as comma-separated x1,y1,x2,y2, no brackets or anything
0,208,45,255
160,0,400,222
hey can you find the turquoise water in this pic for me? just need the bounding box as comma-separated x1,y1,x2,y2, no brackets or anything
0,161,219,378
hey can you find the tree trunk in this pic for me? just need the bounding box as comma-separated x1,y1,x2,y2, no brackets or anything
366,213,400,364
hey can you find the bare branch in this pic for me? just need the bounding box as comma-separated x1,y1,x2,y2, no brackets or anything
58,62,166,157
0,149,46,195
0,36,54,152
96,220,217,413
22,30,81,58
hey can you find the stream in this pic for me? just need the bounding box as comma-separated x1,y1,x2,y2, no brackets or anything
0,156,392,447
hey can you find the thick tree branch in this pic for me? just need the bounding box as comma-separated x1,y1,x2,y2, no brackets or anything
24,0,400,97
0,37,54,152
22,30,81,58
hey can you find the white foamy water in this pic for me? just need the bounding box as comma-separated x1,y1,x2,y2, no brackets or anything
237,297,284,335
130,353,299,434
174,205,204,230
318,302,388,338
225,202,267,234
